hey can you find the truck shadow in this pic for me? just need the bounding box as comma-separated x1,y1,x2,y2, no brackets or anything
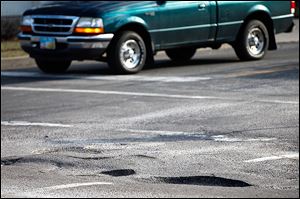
69,57,240,75
2,56,298,86
2,57,239,85
145,58,240,70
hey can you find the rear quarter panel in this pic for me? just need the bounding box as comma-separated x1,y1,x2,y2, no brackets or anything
217,1,292,42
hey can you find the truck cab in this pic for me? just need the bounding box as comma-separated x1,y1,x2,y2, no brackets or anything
19,1,295,74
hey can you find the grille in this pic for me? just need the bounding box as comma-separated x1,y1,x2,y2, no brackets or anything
35,26,71,33
34,18,73,25
32,15,79,35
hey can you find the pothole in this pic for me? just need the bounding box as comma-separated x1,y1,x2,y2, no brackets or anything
1,157,22,166
22,157,74,168
66,155,112,160
1,155,74,168
133,155,157,159
61,146,103,154
32,146,103,155
143,176,252,187
101,169,136,177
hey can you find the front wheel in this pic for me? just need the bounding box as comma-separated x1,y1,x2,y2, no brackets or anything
35,59,71,74
234,20,269,61
166,48,196,62
107,31,147,74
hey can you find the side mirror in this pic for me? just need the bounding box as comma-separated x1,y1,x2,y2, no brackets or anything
157,1,166,6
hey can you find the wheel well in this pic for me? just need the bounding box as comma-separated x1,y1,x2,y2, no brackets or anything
114,23,154,55
240,11,277,50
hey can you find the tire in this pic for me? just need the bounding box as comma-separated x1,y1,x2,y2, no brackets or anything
107,31,147,74
35,59,71,74
234,20,269,61
166,48,196,62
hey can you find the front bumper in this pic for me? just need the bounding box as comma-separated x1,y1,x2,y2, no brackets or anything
18,33,114,61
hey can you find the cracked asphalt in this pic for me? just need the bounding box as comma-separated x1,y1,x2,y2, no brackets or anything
1,34,299,197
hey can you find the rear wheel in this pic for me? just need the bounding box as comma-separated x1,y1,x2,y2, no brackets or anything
234,20,269,60
107,31,147,74
166,48,196,62
35,59,71,74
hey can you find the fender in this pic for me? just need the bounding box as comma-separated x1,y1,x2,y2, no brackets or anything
113,16,149,32
247,4,272,17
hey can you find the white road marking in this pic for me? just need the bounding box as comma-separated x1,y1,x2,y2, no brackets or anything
245,152,299,163
212,135,277,142
119,129,205,136
1,182,113,197
42,182,113,191
1,121,72,128
1,71,211,82
1,86,219,100
2,86,298,104
258,99,299,105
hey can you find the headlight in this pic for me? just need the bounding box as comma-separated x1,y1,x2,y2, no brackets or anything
76,18,103,28
21,15,33,26
75,17,104,34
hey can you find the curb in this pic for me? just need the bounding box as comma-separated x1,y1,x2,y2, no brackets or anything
1,56,29,61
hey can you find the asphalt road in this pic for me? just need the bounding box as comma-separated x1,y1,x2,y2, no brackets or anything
1,41,299,197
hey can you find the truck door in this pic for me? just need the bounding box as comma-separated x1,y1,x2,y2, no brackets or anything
152,1,214,49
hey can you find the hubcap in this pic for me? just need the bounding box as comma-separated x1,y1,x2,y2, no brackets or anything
247,28,265,56
120,40,142,69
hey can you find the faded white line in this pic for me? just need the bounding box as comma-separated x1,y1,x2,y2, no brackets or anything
212,135,277,142
1,121,72,128
119,129,205,136
2,86,298,104
42,182,113,191
258,99,299,105
1,86,219,100
8,182,114,197
245,153,299,163
1,71,212,82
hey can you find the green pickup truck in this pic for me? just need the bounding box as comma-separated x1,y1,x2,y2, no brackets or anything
19,1,295,74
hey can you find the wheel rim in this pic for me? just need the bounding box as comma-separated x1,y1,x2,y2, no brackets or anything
247,27,265,56
120,39,142,69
